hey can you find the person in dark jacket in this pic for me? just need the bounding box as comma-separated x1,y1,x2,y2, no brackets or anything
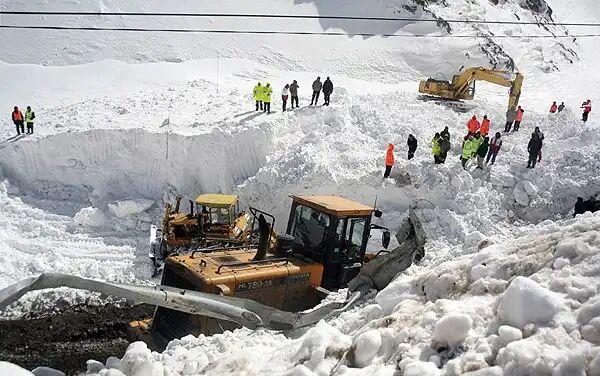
310,77,322,105
527,133,543,168
505,107,517,132
438,134,451,164
440,126,450,140
534,126,545,162
574,197,586,217
322,77,333,106
407,134,418,160
289,80,299,108
476,136,489,169
558,102,565,113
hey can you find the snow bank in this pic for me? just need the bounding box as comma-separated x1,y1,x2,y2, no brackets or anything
496,276,565,329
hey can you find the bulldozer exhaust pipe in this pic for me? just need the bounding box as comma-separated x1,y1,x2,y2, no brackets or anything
252,214,270,261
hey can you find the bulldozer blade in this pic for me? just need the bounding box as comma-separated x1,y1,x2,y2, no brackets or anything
349,209,426,292
0,273,349,332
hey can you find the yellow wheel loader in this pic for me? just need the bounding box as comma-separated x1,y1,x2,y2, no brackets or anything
418,67,524,113
0,196,426,350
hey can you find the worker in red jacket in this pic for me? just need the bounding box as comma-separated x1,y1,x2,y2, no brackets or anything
467,115,480,134
513,106,524,131
582,100,592,123
550,102,558,113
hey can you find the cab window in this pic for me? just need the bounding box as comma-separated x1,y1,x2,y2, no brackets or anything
290,205,331,249
345,218,367,258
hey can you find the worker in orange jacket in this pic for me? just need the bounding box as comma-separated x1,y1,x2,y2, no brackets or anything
480,115,490,136
12,106,24,135
384,144,395,178
467,115,480,134
513,106,524,131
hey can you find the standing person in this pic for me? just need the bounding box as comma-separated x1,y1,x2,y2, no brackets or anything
383,144,395,178
431,133,442,164
476,136,489,169
25,106,35,134
253,82,263,111
263,83,272,113
505,107,517,132
558,102,565,113
550,102,558,113
467,115,480,134
581,99,592,123
440,126,450,139
461,134,477,169
486,132,502,165
438,134,451,164
322,77,333,106
407,134,418,160
289,80,299,109
480,115,490,136
527,132,543,169
534,126,545,163
11,106,24,135
281,84,290,112
513,106,524,131
310,77,322,106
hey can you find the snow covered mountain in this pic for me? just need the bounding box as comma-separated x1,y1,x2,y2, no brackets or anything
1,0,600,375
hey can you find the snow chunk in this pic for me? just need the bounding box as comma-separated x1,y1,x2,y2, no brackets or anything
403,361,440,376
108,198,154,218
352,329,382,367
497,277,564,328
433,314,473,346
86,360,104,373
31,367,65,376
462,366,503,376
74,207,107,227
295,321,352,370
119,341,156,376
555,238,594,259
498,325,523,345
0,362,34,376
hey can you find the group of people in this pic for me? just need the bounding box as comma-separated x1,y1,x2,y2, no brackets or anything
253,77,334,113
11,106,35,135
549,100,592,123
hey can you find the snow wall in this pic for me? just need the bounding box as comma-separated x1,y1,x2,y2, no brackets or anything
0,128,272,205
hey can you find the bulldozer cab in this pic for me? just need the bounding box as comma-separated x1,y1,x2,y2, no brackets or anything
286,196,380,289
195,193,241,233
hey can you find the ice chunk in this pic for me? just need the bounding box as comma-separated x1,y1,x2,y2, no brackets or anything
74,206,107,227
498,325,523,345
433,313,473,346
86,359,104,373
31,367,65,376
496,277,564,328
403,361,441,376
352,329,382,367
0,362,35,376
108,198,155,218
555,239,594,259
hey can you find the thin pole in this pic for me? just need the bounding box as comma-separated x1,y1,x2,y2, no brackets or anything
217,51,220,95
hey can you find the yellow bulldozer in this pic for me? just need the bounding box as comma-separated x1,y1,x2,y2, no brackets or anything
150,193,273,273
0,195,426,350
418,67,524,113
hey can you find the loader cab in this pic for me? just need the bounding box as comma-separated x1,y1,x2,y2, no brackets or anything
286,195,388,290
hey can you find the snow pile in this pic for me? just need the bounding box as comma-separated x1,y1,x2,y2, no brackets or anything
107,198,154,219
73,207,107,227
0,361,34,376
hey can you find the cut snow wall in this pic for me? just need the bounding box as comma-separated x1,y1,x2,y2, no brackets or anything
0,128,272,204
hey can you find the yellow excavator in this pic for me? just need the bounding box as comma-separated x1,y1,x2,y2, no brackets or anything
418,67,524,113
0,195,426,350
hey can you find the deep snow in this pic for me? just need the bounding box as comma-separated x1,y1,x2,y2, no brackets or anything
1,0,600,374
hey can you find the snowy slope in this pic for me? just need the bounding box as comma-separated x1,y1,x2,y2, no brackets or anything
1,0,600,374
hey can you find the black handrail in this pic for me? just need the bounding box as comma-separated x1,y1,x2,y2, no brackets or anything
190,245,253,258
216,258,289,274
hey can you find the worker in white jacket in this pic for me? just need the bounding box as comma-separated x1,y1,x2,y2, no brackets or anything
282,84,290,112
